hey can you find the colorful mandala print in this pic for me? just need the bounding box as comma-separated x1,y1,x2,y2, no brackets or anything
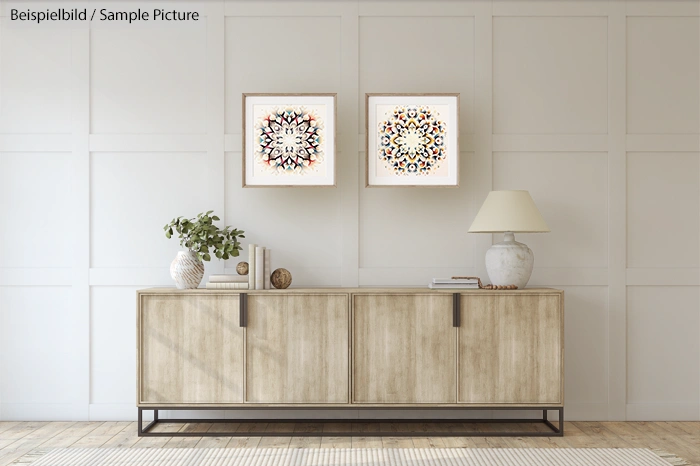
255,106,324,175
377,105,447,175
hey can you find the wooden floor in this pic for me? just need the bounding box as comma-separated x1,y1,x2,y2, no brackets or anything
0,421,697,465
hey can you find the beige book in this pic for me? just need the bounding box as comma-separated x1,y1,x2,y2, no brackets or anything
264,249,271,289
206,282,249,289
255,246,265,290
248,244,256,290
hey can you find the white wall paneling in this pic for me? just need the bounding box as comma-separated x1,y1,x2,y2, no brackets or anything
0,27,72,134
0,287,83,420
0,153,74,268
493,16,608,135
627,152,700,269
90,20,208,134
493,152,609,269
627,286,700,420
90,286,140,420
0,0,698,421
626,16,700,135
561,286,609,421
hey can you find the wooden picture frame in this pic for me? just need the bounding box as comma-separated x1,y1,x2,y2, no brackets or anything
365,93,460,187
243,93,337,187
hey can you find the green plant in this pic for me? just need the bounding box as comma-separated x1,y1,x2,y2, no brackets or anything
164,211,245,262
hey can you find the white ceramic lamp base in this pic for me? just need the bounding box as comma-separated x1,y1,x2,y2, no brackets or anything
485,232,534,289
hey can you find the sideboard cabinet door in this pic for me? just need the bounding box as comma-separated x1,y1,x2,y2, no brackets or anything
138,294,244,404
352,294,456,404
245,294,349,404
458,293,563,404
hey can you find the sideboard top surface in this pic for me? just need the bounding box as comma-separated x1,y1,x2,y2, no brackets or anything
137,287,563,295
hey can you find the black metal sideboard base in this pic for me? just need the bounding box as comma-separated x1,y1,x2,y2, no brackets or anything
137,406,563,437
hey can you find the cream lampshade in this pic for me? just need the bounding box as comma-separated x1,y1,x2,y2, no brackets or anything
469,190,550,289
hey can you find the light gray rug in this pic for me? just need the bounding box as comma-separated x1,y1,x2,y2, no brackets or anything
22,448,685,465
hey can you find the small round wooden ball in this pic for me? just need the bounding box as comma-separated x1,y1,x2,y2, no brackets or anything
236,262,249,275
270,268,292,289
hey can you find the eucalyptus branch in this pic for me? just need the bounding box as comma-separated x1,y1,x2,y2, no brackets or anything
164,211,245,262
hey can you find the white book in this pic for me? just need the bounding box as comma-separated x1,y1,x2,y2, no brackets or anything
264,249,271,290
428,283,480,289
255,246,265,290
209,274,248,283
248,244,256,290
432,278,479,284
206,282,249,289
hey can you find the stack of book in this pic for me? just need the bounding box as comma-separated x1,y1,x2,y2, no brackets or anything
428,278,480,289
248,244,272,290
205,274,249,289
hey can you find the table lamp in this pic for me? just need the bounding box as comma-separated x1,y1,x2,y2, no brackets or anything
468,190,550,289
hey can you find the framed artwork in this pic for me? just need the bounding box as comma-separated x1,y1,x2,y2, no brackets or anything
243,93,336,187
365,93,460,187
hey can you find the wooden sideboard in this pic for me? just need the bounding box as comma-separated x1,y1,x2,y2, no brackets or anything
136,288,564,437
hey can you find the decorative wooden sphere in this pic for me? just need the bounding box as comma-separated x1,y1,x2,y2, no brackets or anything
236,261,249,275
270,268,292,289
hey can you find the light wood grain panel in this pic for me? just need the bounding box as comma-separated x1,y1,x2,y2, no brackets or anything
138,294,243,404
352,294,456,403
459,293,563,404
245,294,349,403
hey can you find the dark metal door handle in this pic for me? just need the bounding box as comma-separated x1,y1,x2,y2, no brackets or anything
453,293,460,327
240,293,247,327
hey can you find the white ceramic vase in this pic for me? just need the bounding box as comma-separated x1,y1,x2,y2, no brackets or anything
170,250,204,289
484,232,534,289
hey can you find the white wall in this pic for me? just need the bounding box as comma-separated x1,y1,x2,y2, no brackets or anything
0,0,698,422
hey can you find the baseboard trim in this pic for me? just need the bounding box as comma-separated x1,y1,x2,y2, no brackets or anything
626,402,700,421
89,403,145,421
564,402,609,421
1,403,87,421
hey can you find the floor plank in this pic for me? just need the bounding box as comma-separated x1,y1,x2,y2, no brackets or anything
163,423,208,448
381,436,414,448
351,436,382,448
288,436,322,448
39,422,103,448
257,423,294,448
225,436,262,448
70,422,130,448
0,422,75,466
101,422,140,449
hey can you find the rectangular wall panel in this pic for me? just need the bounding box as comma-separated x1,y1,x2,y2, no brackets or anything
360,153,475,269
90,287,140,405
627,17,700,134
627,152,700,268
493,152,609,268
493,16,608,134
223,152,343,278
224,16,342,134
0,287,79,406
0,153,74,268
358,16,475,133
627,286,700,419
90,152,215,268
560,286,609,407
90,24,207,134
0,28,72,134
